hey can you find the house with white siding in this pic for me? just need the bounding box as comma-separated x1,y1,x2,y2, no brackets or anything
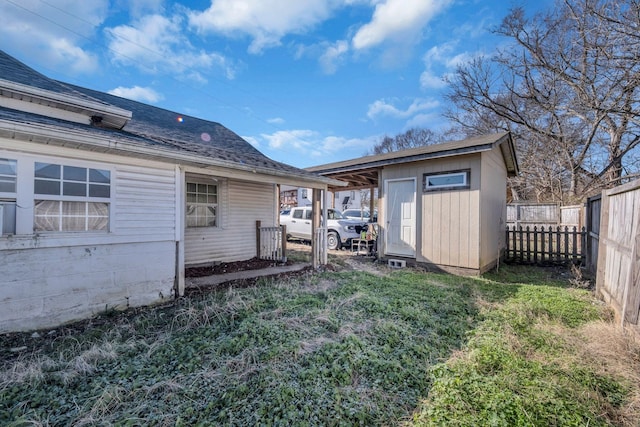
0,51,340,333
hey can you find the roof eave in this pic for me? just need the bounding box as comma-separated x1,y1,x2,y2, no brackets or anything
0,119,343,188
0,79,132,129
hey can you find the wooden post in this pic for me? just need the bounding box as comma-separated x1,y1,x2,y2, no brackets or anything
281,224,287,261
527,225,531,263
564,226,569,263
518,226,523,262
549,226,554,263
625,231,640,324
596,190,609,297
505,226,510,260
256,220,261,259
533,226,538,264
311,189,322,269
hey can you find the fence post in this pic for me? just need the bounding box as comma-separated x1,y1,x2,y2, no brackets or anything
526,226,531,262
505,226,510,260
256,220,261,259
533,226,538,264
281,224,287,262
519,226,523,262
581,227,586,266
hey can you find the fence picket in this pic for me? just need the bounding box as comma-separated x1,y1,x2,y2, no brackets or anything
505,225,586,265
533,226,538,264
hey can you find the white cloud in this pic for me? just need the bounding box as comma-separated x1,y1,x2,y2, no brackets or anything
367,98,439,121
405,112,442,129
0,0,107,73
267,117,285,124
352,0,451,51
106,14,238,80
108,86,163,103
419,70,446,89
420,41,483,90
262,129,318,150
319,40,349,74
257,129,375,159
188,0,338,54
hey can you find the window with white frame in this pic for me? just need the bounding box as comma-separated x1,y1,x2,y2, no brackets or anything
0,158,17,235
423,170,470,192
34,162,111,232
186,181,217,227
0,158,17,193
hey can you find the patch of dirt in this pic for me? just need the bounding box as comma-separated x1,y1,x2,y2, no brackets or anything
185,257,293,277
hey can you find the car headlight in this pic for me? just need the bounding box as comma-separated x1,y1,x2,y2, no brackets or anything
345,225,355,231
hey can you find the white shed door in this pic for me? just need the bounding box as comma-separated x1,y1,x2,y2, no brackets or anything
385,178,416,257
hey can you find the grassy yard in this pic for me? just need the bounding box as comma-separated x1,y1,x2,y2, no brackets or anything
1,262,638,426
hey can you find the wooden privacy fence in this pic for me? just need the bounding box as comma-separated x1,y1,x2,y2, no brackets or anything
505,225,586,265
585,194,602,275
595,180,640,329
507,203,583,228
256,221,287,262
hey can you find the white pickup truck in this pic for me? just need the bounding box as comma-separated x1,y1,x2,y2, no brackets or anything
279,207,368,250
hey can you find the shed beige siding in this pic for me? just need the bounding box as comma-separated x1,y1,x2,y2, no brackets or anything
185,179,277,265
380,154,482,270
479,149,508,271
417,155,481,269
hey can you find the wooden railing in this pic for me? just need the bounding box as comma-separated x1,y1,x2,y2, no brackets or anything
505,225,586,265
256,221,287,262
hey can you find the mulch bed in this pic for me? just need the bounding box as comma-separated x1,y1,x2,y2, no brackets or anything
185,257,293,278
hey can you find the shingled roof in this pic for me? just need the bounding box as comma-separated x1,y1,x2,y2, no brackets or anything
0,50,340,188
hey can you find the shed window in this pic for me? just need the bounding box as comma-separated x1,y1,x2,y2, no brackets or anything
423,170,470,192
34,162,111,232
186,182,217,227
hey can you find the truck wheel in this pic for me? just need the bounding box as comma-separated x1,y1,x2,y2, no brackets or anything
327,231,341,250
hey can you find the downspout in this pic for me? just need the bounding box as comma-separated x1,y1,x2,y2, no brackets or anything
174,165,185,298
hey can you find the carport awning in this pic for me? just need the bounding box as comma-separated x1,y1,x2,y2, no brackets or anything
315,167,380,191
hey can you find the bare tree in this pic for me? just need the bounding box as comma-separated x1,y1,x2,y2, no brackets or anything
370,128,441,155
445,0,640,202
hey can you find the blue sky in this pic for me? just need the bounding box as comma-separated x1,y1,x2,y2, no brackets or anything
0,0,551,168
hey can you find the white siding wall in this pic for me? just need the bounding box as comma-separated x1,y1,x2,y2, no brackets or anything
114,165,176,240
0,241,175,332
0,144,179,332
185,179,277,265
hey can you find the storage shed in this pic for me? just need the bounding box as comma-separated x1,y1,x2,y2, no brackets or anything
307,133,519,274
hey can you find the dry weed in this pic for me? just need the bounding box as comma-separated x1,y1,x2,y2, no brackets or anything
0,355,56,386
578,321,640,426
